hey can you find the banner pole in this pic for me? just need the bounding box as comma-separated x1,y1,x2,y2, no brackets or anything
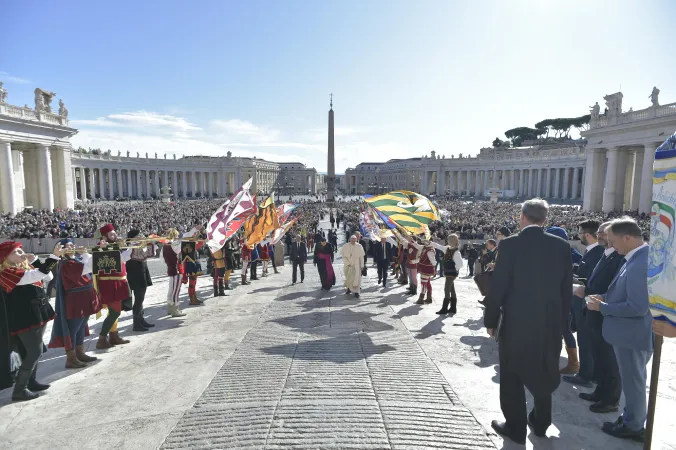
644,334,663,450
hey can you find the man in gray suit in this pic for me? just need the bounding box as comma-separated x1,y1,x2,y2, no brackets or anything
587,217,652,443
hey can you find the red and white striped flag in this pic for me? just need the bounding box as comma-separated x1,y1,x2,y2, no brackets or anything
206,178,256,253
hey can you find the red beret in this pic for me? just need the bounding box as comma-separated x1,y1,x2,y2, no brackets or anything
0,241,22,264
99,224,115,236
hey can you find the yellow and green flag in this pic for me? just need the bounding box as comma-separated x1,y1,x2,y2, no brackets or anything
365,190,438,235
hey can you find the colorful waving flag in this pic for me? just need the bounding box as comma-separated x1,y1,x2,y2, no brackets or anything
245,193,280,246
365,190,439,235
649,131,676,326
276,202,298,225
272,217,299,244
206,178,256,253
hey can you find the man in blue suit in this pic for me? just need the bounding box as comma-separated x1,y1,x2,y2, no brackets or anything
587,217,653,442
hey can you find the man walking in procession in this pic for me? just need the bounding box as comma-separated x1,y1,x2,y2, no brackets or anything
341,235,365,298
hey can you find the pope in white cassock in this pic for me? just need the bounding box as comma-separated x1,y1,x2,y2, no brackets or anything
341,235,365,298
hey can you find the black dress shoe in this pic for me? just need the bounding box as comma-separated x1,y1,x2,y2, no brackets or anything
562,374,594,388
602,419,644,442
590,401,619,414
579,392,600,402
491,420,526,445
141,318,155,328
527,411,547,437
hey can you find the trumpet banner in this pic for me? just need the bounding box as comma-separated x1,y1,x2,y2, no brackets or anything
365,190,438,235
649,131,676,326
245,194,280,246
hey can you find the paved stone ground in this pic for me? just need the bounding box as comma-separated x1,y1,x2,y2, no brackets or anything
160,237,495,449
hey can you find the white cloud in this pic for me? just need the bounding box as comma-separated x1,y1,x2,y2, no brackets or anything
210,119,280,143
0,71,31,84
70,110,404,174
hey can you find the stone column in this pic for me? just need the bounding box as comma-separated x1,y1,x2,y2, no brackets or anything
0,140,16,214
464,171,470,194
583,149,605,211
543,169,550,198
572,167,580,199
639,143,657,214
107,169,114,200
116,169,123,198
79,168,87,201
182,171,188,197
630,150,643,210
192,171,198,197
561,168,570,200
145,170,151,198
474,170,481,196
35,145,55,210
602,148,619,212
510,170,516,193
136,170,142,198
152,171,158,197
614,150,629,211
552,168,560,199
163,170,169,191
207,172,212,197
88,168,96,200
127,170,133,198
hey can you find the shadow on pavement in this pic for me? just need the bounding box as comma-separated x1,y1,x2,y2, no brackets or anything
460,334,499,373
262,332,395,363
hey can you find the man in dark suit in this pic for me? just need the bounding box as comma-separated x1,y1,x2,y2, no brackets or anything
587,218,652,442
561,220,604,383
356,231,368,266
289,233,307,284
374,234,393,287
484,199,573,444
467,245,478,276
573,221,624,413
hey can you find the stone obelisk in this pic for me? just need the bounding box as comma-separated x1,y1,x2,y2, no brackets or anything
327,93,335,204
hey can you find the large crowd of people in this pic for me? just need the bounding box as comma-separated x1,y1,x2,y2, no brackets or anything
0,198,650,241
0,194,668,446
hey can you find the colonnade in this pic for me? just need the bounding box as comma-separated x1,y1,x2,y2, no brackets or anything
423,166,585,200
583,143,660,213
71,167,240,200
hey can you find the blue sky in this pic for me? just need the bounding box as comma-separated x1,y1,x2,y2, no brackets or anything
2,0,674,173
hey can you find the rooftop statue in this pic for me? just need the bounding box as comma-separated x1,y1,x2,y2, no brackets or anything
58,99,68,118
650,86,660,107
34,88,56,112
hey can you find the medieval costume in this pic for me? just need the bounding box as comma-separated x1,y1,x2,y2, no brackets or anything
163,228,187,318
211,244,228,297
416,242,437,305
0,241,58,401
396,242,408,285
95,224,133,349
258,241,270,277
180,227,204,306
49,239,102,368
250,244,260,280
314,238,335,291
126,230,155,331
405,241,422,296
341,236,365,298
432,239,463,314
241,242,252,285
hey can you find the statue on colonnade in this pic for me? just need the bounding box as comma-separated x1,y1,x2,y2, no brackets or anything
589,102,600,121
0,82,7,103
650,86,660,107
34,88,56,112
58,99,68,118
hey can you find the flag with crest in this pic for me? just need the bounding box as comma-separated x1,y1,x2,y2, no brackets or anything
245,193,280,246
365,190,438,235
206,178,256,253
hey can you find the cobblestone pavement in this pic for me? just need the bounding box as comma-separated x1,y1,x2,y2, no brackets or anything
161,248,496,449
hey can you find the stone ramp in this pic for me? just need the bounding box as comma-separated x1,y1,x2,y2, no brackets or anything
161,249,495,449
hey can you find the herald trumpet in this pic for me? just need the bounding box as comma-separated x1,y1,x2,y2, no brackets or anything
62,246,90,254
118,236,170,245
